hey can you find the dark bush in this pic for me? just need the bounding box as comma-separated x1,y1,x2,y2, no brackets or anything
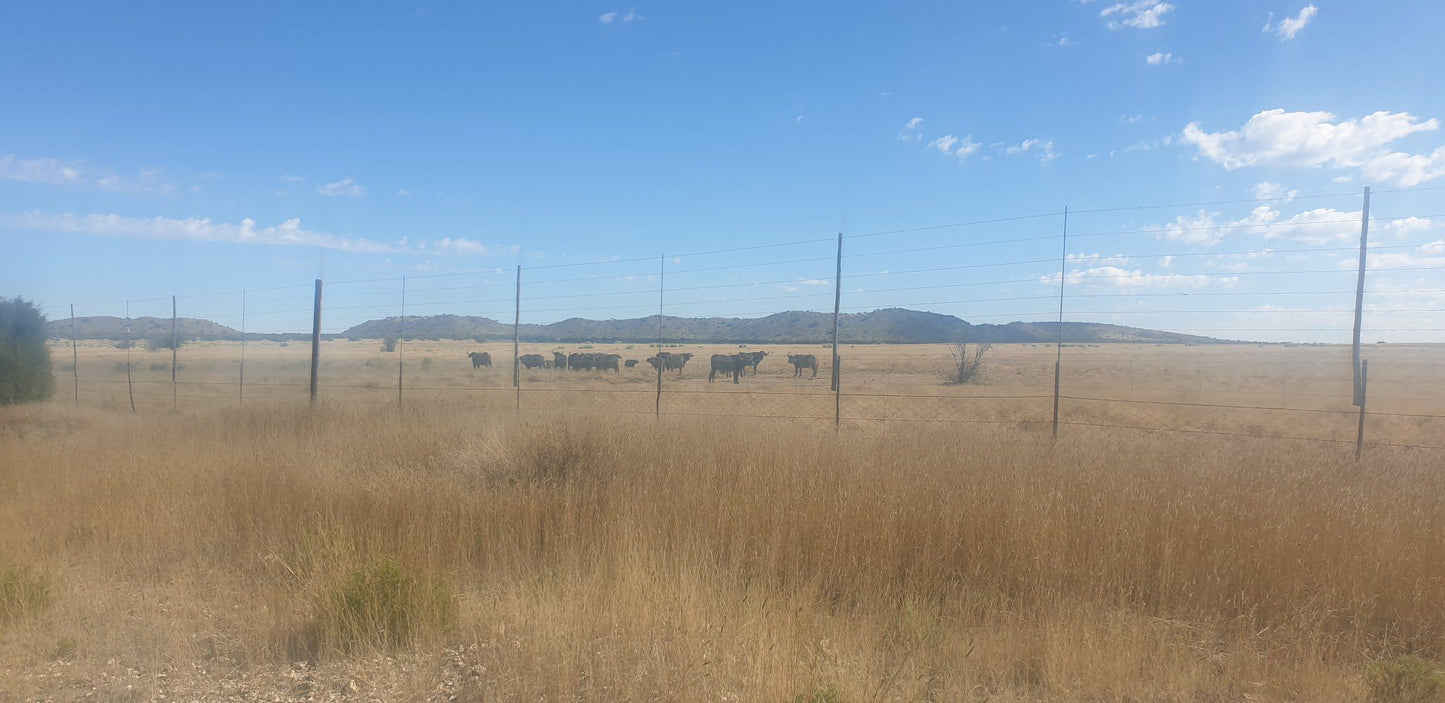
0,297,55,406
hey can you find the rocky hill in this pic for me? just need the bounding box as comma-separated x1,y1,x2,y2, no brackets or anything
48,309,1226,345
339,308,1226,344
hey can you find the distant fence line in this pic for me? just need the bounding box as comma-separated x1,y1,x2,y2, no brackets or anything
43,186,1445,456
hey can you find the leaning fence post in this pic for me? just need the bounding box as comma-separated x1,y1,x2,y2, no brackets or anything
69,304,79,406
124,300,135,413
398,276,406,408
1355,359,1369,460
656,252,665,419
513,265,522,414
170,295,178,410
239,290,247,405
830,232,843,429
1051,206,1069,441
1351,186,1371,406
309,279,322,405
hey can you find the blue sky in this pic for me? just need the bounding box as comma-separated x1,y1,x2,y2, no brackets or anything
3,1,1444,341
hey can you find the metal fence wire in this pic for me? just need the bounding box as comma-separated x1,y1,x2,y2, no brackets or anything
43,186,1445,455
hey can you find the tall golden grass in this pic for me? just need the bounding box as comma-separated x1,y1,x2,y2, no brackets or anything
2,398,1443,700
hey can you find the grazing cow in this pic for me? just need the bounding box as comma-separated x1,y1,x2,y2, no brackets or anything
787,354,819,378
665,352,693,375
519,353,548,370
567,352,621,373
468,351,492,368
709,353,748,384
738,350,767,375
624,359,640,368
596,353,622,373
553,351,567,370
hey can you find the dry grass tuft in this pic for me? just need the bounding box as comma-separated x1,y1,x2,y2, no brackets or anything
1,398,1443,699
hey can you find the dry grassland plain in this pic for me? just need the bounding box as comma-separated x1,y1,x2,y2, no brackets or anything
2,340,1443,700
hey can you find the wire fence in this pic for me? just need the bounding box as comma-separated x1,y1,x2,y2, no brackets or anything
40,186,1445,455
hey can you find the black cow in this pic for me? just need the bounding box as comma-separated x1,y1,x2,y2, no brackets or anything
624,359,640,368
519,353,548,370
468,351,492,368
737,350,767,375
596,353,621,373
665,352,693,375
709,353,747,384
568,352,621,373
787,354,819,378
553,351,567,370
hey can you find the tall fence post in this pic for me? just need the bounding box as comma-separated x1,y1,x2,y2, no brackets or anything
239,291,246,405
1052,206,1069,442
124,300,135,413
398,276,406,408
1352,186,1371,407
1355,359,1369,460
830,231,843,430
513,265,521,413
656,252,665,419
69,303,79,406
171,295,178,410
309,279,322,406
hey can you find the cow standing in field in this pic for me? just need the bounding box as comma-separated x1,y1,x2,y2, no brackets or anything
665,352,693,375
787,354,819,378
568,352,621,373
709,353,748,383
624,359,639,368
738,350,767,375
468,351,492,368
519,353,548,370
596,353,622,373
553,351,567,370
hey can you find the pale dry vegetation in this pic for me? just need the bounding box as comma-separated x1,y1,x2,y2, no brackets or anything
2,395,1444,700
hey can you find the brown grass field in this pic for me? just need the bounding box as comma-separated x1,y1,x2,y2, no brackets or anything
2,341,1444,700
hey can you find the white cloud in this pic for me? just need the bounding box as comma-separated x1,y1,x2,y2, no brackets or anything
4,211,405,253
1145,51,1181,65
1252,181,1298,201
0,153,174,192
279,174,304,183
1043,265,1230,290
1121,114,1147,125
396,188,411,197
898,117,924,141
1004,138,1058,164
428,237,490,256
1365,240,1445,270
1180,109,1445,186
1156,205,1433,246
1086,1,1175,29
1265,5,1317,41
317,178,367,198
928,134,981,160
598,8,639,25
0,154,85,185
795,114,803,124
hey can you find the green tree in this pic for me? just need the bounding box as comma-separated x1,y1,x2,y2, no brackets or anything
0,297,56,406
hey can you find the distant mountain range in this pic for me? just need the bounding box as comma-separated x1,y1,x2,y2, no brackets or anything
49,309,1228,345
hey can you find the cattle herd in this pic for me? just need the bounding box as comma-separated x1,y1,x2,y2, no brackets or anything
465,348,824,383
